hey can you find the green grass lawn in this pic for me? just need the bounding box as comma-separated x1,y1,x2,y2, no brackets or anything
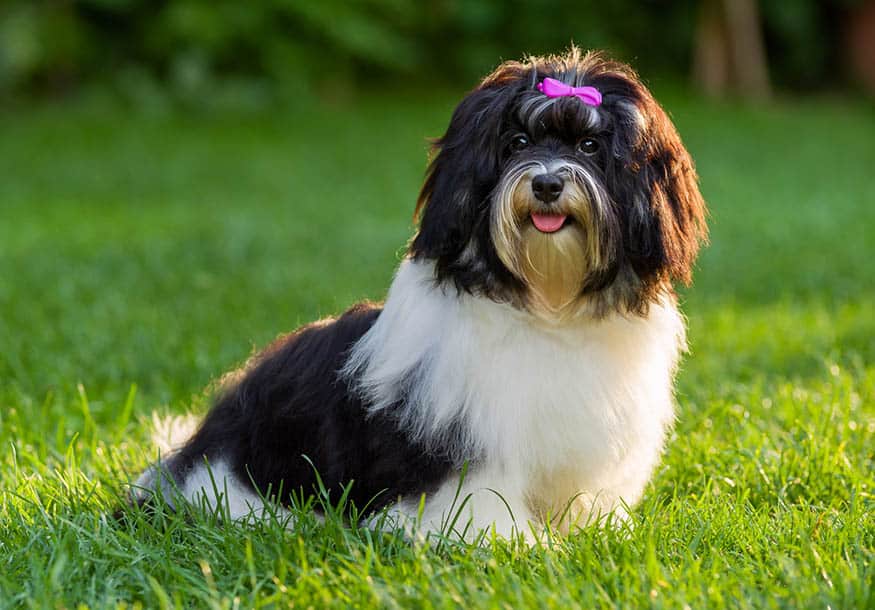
1,90,873,608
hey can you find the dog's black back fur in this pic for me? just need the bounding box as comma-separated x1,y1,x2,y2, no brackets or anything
160,303,454,512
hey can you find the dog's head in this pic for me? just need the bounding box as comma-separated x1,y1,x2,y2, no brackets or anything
410,48,707,318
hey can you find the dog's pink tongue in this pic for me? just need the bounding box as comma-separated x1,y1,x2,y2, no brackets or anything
531,213,568,233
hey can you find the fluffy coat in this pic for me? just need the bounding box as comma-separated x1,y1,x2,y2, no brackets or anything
132,48,707,540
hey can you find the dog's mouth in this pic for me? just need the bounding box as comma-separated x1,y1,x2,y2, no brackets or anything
530,213,570,233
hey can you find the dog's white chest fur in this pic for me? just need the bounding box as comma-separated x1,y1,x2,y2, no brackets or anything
346,259,685,535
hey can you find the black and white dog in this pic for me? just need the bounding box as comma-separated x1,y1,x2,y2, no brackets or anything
134,48,707,540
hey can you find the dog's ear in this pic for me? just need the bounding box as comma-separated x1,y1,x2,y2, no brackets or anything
409,73,521,266
620,97,708,287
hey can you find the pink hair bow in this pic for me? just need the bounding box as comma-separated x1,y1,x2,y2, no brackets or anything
537,77,602,106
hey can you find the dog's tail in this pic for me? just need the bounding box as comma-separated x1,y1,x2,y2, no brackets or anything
149,411,200,454
113,412,201,520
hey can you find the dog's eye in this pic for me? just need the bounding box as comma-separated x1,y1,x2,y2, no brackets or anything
578,138,599,155
510,134,530,152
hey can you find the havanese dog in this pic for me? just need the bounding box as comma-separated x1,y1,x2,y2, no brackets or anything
132,47,707,541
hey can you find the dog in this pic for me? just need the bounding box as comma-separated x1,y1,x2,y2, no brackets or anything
132,47,707,541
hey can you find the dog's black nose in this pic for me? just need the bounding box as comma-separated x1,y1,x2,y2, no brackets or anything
531,173,564,203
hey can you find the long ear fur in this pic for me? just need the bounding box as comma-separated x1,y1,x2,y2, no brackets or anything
409,64,526,270
622,91,708,289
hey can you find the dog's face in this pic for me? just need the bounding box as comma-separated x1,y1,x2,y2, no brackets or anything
410,49,707,318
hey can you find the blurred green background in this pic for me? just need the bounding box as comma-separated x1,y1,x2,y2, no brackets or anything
0,0,874,405
1,0,873,108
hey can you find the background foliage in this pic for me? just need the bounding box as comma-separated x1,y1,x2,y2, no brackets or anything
0,0,864,106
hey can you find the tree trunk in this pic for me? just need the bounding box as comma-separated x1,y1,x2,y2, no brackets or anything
693,0,771,99
846,0,875,94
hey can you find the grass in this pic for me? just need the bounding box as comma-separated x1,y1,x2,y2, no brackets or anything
0,89,873,608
